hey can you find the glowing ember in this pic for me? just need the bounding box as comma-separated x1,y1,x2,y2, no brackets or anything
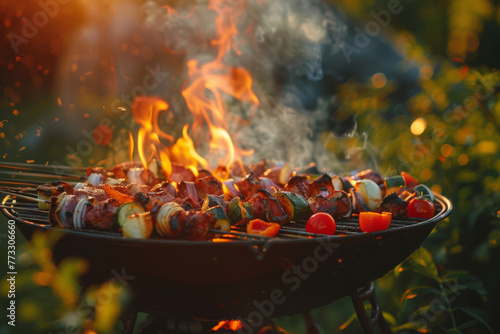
212,320,243,331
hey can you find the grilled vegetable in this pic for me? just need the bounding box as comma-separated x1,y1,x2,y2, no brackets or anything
273,191,312,223
122,212,153,238
247,219,280,237
263,163,291,186
349,188,370,213
73,197,94,230
49,192,76,228
103,184,134,204
228,197,253,225
306,212,336,235
155,202,184,238
401,171,419,188
207,205,230,232
201,194,227,212
115,202,145,228
359,212,392,232
413,184,434,201
407,197,435,219
354,179,382,211
384,175,406,195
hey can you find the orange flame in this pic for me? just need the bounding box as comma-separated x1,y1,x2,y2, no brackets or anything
129,0,259,179
131,97,172,179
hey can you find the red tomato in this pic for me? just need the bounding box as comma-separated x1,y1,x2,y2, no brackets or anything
306,212,336,235
401,171,419,188
247,219,281,237
407,198,435,219
359,212,392,232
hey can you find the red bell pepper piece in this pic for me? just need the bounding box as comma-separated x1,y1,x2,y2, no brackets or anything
246,219,281,237
103,184,135,204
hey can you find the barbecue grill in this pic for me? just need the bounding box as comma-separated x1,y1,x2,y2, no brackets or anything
0,164,453,334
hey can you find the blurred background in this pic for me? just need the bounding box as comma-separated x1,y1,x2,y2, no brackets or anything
1,0,500,333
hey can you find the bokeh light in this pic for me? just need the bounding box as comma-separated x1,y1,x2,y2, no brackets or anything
410,118,427,135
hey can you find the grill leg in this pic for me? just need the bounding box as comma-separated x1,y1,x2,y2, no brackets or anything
121,307,138,334
351,282,392,334
303,312,323,334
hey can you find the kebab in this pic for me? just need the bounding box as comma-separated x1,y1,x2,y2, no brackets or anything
37,162,435,240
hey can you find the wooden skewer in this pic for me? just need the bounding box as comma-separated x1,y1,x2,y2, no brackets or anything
0,190,49,204
13,215,50,223
0,205,48,213
0,179,44,186
0,170,85,180
0,161,88,171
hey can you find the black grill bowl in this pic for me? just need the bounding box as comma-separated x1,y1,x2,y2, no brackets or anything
2,193,452,319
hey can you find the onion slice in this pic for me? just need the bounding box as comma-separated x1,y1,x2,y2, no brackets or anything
56,195,76,228
73,197,93,230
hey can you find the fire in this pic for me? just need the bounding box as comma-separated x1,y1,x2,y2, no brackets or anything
129,0,259,180
131,97,172,178
212,320,244,331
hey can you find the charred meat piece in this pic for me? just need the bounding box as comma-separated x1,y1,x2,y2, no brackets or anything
355,169,384,186
180,210,216,240
195,175,223,197
74,184,108,202
141,190,176,211
173,197,201,211
37,181,74,210
177,181,200,203
125,183,151,196
308,174,335,197
235,172,261,198
349,188,370,214
170,163,196,183
308,190,351,219
284,174,310,199
150,181,176,197
248,160,268,177
167,210,215,241
85,198,121,230
246,192,267,220
376,192,409,219
259,189,289,224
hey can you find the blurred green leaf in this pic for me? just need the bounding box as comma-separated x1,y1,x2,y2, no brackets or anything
457,320,478,331
456,307,493,332
443,271,487,296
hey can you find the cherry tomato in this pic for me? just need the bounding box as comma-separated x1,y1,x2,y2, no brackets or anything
359,212,392,232
401,171,419,188
306,212,336,235
407,197,435,219
246,219,281,237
